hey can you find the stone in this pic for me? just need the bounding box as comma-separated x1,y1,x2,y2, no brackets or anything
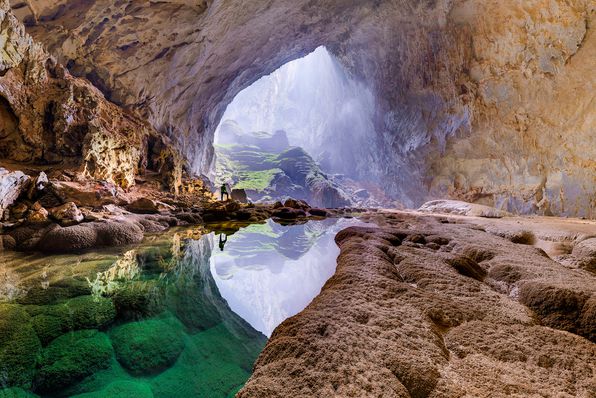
283,198,310,210
26,207,49,223
110,319,185,375
308,208,329,217
239,213,596,396
0,168,30,220
0,234,16,251
231,188,248,203
572,238,596,272
127,198,159,214
9,203,28,219
49,202,84,226
418,200,509,218
34,330,113,393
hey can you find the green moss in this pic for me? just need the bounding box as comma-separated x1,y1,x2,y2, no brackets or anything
60,295,117,330
0,304,41,389
233,169,282,192
70,380,153,398
30,314,63,346
0,387,39,398
109,319,185,376
34,330,113,393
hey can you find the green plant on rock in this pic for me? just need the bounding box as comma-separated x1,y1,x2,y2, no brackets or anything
34,330,113,393
69,380,153,398
0,304,41,389
109,319,185,376
0,387,39,398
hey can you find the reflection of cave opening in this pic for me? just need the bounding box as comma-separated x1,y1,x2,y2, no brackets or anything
213,46,387,208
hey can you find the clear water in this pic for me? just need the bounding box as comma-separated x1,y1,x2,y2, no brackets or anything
0,218,362,397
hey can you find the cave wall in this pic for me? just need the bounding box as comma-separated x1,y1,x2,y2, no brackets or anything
12,0,596,216
0,0,183,190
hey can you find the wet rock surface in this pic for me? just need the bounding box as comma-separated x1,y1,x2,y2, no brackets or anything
239,212,596,397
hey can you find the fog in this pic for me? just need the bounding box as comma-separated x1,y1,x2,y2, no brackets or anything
214,46,377,178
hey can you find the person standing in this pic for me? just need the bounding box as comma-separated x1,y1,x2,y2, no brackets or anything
220,184,229,201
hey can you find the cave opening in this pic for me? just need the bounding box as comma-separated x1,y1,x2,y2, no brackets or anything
213,46,388,208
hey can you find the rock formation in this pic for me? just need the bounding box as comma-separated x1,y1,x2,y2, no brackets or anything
0,0,182,191
239,212,596,397
11,0,594,217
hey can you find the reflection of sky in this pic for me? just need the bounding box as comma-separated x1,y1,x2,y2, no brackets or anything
210,218,367,336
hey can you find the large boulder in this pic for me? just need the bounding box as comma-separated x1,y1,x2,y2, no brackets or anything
34,330,113,393
109,319,185,376
126,198,159,214
0,168,30,220
572,238,596,272
231,188,248,203
34,221,144,253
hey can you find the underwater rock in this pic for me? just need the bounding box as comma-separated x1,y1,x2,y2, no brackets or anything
29,295,116,345
0,304,41,389
0,388,39,398
69,380,153,398
34,330,113,393
109,319,185,376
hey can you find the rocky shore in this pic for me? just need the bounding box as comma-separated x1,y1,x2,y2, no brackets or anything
239,211,596,397
0,165,361,254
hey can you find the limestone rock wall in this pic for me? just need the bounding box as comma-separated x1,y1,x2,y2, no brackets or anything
0,0,183,190
10,0,596,216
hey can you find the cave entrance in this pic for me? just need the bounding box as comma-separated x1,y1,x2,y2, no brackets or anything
213,46,386,208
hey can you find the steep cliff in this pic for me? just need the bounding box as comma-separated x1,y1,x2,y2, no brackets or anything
7,0,596,216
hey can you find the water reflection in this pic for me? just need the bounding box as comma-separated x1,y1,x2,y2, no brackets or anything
209,218,366,336
0,217,364,397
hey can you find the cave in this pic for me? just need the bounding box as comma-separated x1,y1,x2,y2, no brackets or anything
213,46,384,207
0,1,595,397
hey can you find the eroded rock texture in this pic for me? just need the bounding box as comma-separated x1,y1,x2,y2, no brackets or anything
0,1,182,190
239,213,596,397
13,0,595,216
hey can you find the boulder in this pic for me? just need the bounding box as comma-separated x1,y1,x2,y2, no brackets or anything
0,168,30,220
353,189,370,199
0,234,16,251
26,207,49,224
110,319,185,375
9,203,29,219
34,330,113,393
284,198,310,210
308,208,329,217
231,188,248,203
27,172,49,200
272,207,306,219
572,238,596,272
35,221,144,253
127,198,159,214
49,202,84,226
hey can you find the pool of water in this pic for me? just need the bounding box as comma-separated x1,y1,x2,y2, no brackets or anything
0,217,363,397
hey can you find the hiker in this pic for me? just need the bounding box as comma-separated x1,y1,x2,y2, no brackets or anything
220,184,229,201
218,233,227,251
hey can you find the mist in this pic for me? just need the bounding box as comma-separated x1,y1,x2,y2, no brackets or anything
214,46,377,179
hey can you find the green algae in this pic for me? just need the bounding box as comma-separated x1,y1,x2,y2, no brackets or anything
70,380,153,398
0,304,41,389
34,330,113,393
1,227,269,398
0,388,39,398
110,319,185,376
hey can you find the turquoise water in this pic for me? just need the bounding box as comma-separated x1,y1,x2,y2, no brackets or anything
0,218,362,397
